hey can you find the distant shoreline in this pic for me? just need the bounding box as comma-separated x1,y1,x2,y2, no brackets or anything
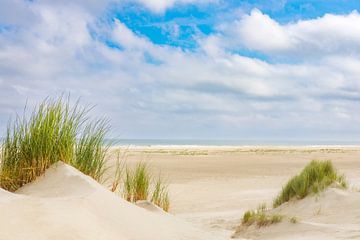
105,139,360,147
110,144,360,149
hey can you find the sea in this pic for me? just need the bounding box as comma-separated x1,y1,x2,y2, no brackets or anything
106,139,360,147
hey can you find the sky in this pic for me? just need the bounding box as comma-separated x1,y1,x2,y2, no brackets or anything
1,0,360,141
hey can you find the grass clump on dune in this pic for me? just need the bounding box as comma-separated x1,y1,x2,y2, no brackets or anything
124,162,150,202
237,160,345,232
133,163,150,201
109,153,124,193
73,119,109,181
242,203,283,227
273,160,347,208
123,162,170,211
0,97,109,191
124,167,134,201
289,216,298,224
0,96,171,210
151,176,170,212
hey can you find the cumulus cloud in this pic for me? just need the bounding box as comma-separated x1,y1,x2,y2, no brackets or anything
216,9,360,58
0,2,360,139
228,9,292,52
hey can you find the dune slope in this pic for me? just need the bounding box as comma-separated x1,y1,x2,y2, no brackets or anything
0,162,214,240
233,188,360,240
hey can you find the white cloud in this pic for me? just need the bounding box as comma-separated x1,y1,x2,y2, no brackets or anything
217,9,360,57
1,3,360,139
229,9,292,52
112,20,151,50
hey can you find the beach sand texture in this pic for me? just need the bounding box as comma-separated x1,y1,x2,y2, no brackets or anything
0,146,359,239
1,162,215,240
111,146,360,239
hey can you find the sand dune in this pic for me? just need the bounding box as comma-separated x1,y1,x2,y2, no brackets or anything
116,146,360,239
0,162,214,240
233,187,360,240
1,147,360,240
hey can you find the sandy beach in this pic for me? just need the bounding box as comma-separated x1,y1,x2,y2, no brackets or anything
1,146,360,239
3,1,360,239
110,146,360,239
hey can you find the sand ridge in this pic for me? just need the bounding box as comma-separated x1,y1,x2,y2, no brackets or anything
233,187,360,239
0,162,217,240
112,146,360,239
1,146,360,240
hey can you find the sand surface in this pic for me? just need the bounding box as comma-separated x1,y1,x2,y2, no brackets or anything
1,146,360,239
1,162,215,240
233,187,360,239
110,146,360,239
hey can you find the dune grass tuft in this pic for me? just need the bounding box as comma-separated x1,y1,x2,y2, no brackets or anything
73,119,110,182
0,97,109,191
123,162,150,202
133,162,151,201
123,162,170,211
110,152,124,193
273,160,347,208
124,167,134,201
290,216,298,224
242,203,283,227
0,96,171,210
151,176,170,212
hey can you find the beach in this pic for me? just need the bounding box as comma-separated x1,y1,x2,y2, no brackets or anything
1,145,360,239
109,146,360,239
3,1,360,239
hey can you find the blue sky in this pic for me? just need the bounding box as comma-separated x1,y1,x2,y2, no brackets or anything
1,0,360,141
113,0,360,50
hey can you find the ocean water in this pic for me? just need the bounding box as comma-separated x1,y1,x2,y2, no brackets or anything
106,139,360,147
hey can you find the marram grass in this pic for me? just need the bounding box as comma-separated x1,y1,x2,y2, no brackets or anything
241,203,283,227
0,97,171,211
123,162,170,211
123,162,150,202
110,152,124,193
151,175,170,212
73,119,110,181
124,167,134,202
132,162,150,201
273,160,347,207
239,160,346,229
0,97,109,191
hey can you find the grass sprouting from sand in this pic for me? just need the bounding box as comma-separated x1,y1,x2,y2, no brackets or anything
242,203,283,227
238,160,346,231
273,160,347,207
151,176,170,212
0,97,171,210
73,119,109,181
290,216,298,224
123,162,170,211
132,162,150,201
110,153,124,193
0,97,109,191
124,167,134,201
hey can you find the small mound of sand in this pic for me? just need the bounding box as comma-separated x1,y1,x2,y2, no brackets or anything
135,200,165,213
0,162,215,240
16,162,100,197
233,188,360,240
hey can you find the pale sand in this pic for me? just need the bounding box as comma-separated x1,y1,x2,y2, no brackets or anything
233,187,360,239
1,162,215,240
1,146,359,240
109,146,360,239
